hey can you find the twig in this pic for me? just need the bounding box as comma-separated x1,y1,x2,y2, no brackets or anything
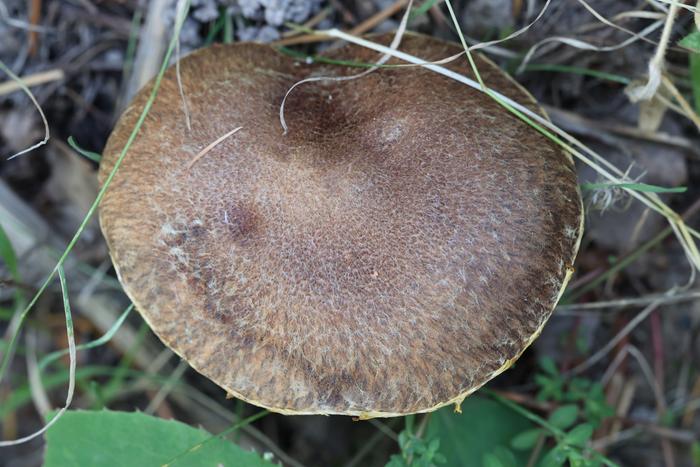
344,429,388,467
566,300,663,375
661,75,700,131
682,375,700,427
545,105,700,160
0,60,50,159
605,378,637,452
281,7,330,38
349,0,408,36
125,0,170,101
627,345,675,467
329,0,356,24
145,360,188,415
175,0,191,131
368,419,399,442
526,433,546,467
557,291,700,314
28,0,42,56
273,0,408,47
566,197,700,302
0,1,52,32
592,426,640,450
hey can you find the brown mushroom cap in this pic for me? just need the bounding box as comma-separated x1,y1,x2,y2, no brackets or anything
99,33,583,417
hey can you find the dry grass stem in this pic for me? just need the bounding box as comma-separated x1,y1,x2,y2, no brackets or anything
186,126,243,169
626,1,679,102
0,68,63,96
175,0,191,131
145,361,188,415
273,0,407,47
0,60,50,159
279,0,413,134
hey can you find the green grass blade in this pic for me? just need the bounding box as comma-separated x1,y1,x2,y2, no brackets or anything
581,182,687,193
679,30,700,112
38,304,134,371
409,0,439,20
691,53,700,113
523,64,631,84
99,321,149,403
0,222,19,282
67,136,102,163
0,0,192,390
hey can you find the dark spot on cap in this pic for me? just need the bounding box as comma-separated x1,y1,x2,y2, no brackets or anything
225,203,258,243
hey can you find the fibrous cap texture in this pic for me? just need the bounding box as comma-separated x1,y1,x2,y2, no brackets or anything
99,33,583,417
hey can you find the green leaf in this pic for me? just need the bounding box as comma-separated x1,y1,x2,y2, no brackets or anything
427,438,441,455
548,405,579,430
0,222,19,282
410,0,440,20
44,410,274,467
691,441,700,466
679,31,700,53
539,357,559,376
511,428,544,450
539,445,568,467
483,453,507,467
563,424,594,447
483,447,519,467
566,448,586,467
691,47,700,113
491,446,519,467
67,136,102,163
385,454,406,467
535,377,564,402
523,64,630,85
583,384,614,426
426,396,535,467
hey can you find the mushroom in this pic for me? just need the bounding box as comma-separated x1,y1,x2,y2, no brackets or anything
98,33,583,417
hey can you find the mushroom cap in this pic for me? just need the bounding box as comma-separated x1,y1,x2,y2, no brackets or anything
99,33,583,417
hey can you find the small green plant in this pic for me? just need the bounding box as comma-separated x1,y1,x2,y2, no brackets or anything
387,415,446,467
535,357,615,426
490,357,617,467
508,407,600,467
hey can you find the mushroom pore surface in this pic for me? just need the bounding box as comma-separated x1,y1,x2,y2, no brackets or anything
99,33,583,416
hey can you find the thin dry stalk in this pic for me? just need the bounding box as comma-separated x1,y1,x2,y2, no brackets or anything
626,1,679,102
175,0,191,131
273,0,407,47
279,0,413,134
145,360,188,414
0,60,50,159
26,331,51,417
0,68,63,95
186,127,243,169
